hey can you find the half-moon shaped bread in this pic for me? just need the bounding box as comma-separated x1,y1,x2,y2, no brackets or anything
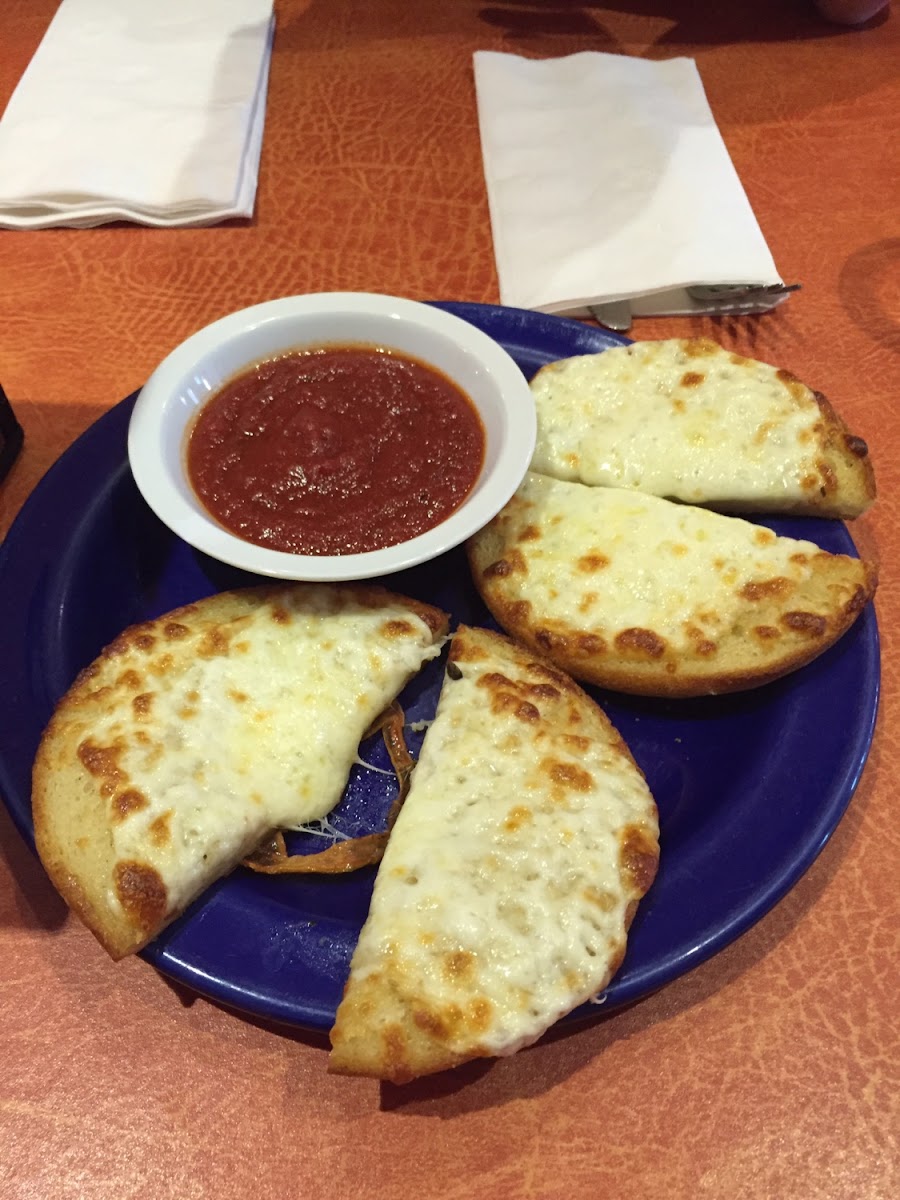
33,584,448,959
329,625,659,1083
468,472,877,698
529,339,875,518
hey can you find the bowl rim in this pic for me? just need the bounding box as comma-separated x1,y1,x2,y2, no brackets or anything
127,292,537,582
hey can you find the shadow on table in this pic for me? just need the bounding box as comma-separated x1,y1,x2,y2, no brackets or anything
476,0,891,46
839,238,900,358
0,797,68,932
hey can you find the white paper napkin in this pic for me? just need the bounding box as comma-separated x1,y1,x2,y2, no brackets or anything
473,51,785,319
0,0,274,229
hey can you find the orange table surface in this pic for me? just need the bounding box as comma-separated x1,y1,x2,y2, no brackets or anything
1,3,898,1198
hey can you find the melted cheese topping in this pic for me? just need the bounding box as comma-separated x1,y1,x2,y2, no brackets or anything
101,588,442,918
340,632,657,1058
530,341,825,505
499,473,825,648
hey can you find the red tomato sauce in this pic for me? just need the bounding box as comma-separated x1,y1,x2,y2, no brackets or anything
186,345,486,556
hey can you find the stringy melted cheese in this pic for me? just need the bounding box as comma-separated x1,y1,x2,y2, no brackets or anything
498,473,824,648
338,631,658,1058
530,340,825,505
102,588,442,918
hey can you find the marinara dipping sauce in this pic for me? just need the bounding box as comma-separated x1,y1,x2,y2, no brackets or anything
186,345,486,556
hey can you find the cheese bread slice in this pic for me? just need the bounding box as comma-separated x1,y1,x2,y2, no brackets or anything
530,339,875,518
329,626,659,1083
33,584,448,959
468,473,877,698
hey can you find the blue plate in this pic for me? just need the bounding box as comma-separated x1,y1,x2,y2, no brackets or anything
0,302,880,1030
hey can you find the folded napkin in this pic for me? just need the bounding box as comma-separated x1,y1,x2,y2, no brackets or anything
0,0,274,229
473,51,785,320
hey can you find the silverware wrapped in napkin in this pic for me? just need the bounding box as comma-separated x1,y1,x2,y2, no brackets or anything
473,51,790,325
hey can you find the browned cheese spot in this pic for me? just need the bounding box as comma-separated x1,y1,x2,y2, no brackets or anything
680,371,705,388
534,627,564,654
132,692,154,718
576,632,606,657
148,653,174,678
411,996,492,1043
542,758,594,792
576,553,610,573
475,671,542,723
148,811,173,848
484,549,527,580
517,524,541,543
227,688,249,704
584,885,617,912
77,739,128,796
451,638,489,665
776,369,811,405
111,788,149,822
526,683,560,700
381,618,415,639
753,625,781,641
163,622,190,641
197,627,232,659
782,611,828,637
442,950,476,982
754,421,775,446
578,591,599,615
113,860,169,933
614,628,666,659
117,669,142,690
672,397,686,414
619,825,659,896
480,672,514,689
800,473,820,493
269,605,291,625
740,577,792,602
684,338,718,358
684,624,718,657
753,528,776,546
106,628,154,658
563,733,591,752
729,353,750,366
790,553,809,566
504,805,533,832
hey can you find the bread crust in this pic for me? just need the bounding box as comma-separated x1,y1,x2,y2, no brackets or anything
468,478,878,699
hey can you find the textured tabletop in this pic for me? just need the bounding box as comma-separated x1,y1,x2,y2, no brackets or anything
1,3,898,1198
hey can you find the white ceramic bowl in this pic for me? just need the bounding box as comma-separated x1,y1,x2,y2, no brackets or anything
128,293,536,581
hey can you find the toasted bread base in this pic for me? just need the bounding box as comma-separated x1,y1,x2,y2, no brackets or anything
468,476,877,698
329,626,658,1082
529,339,876,520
